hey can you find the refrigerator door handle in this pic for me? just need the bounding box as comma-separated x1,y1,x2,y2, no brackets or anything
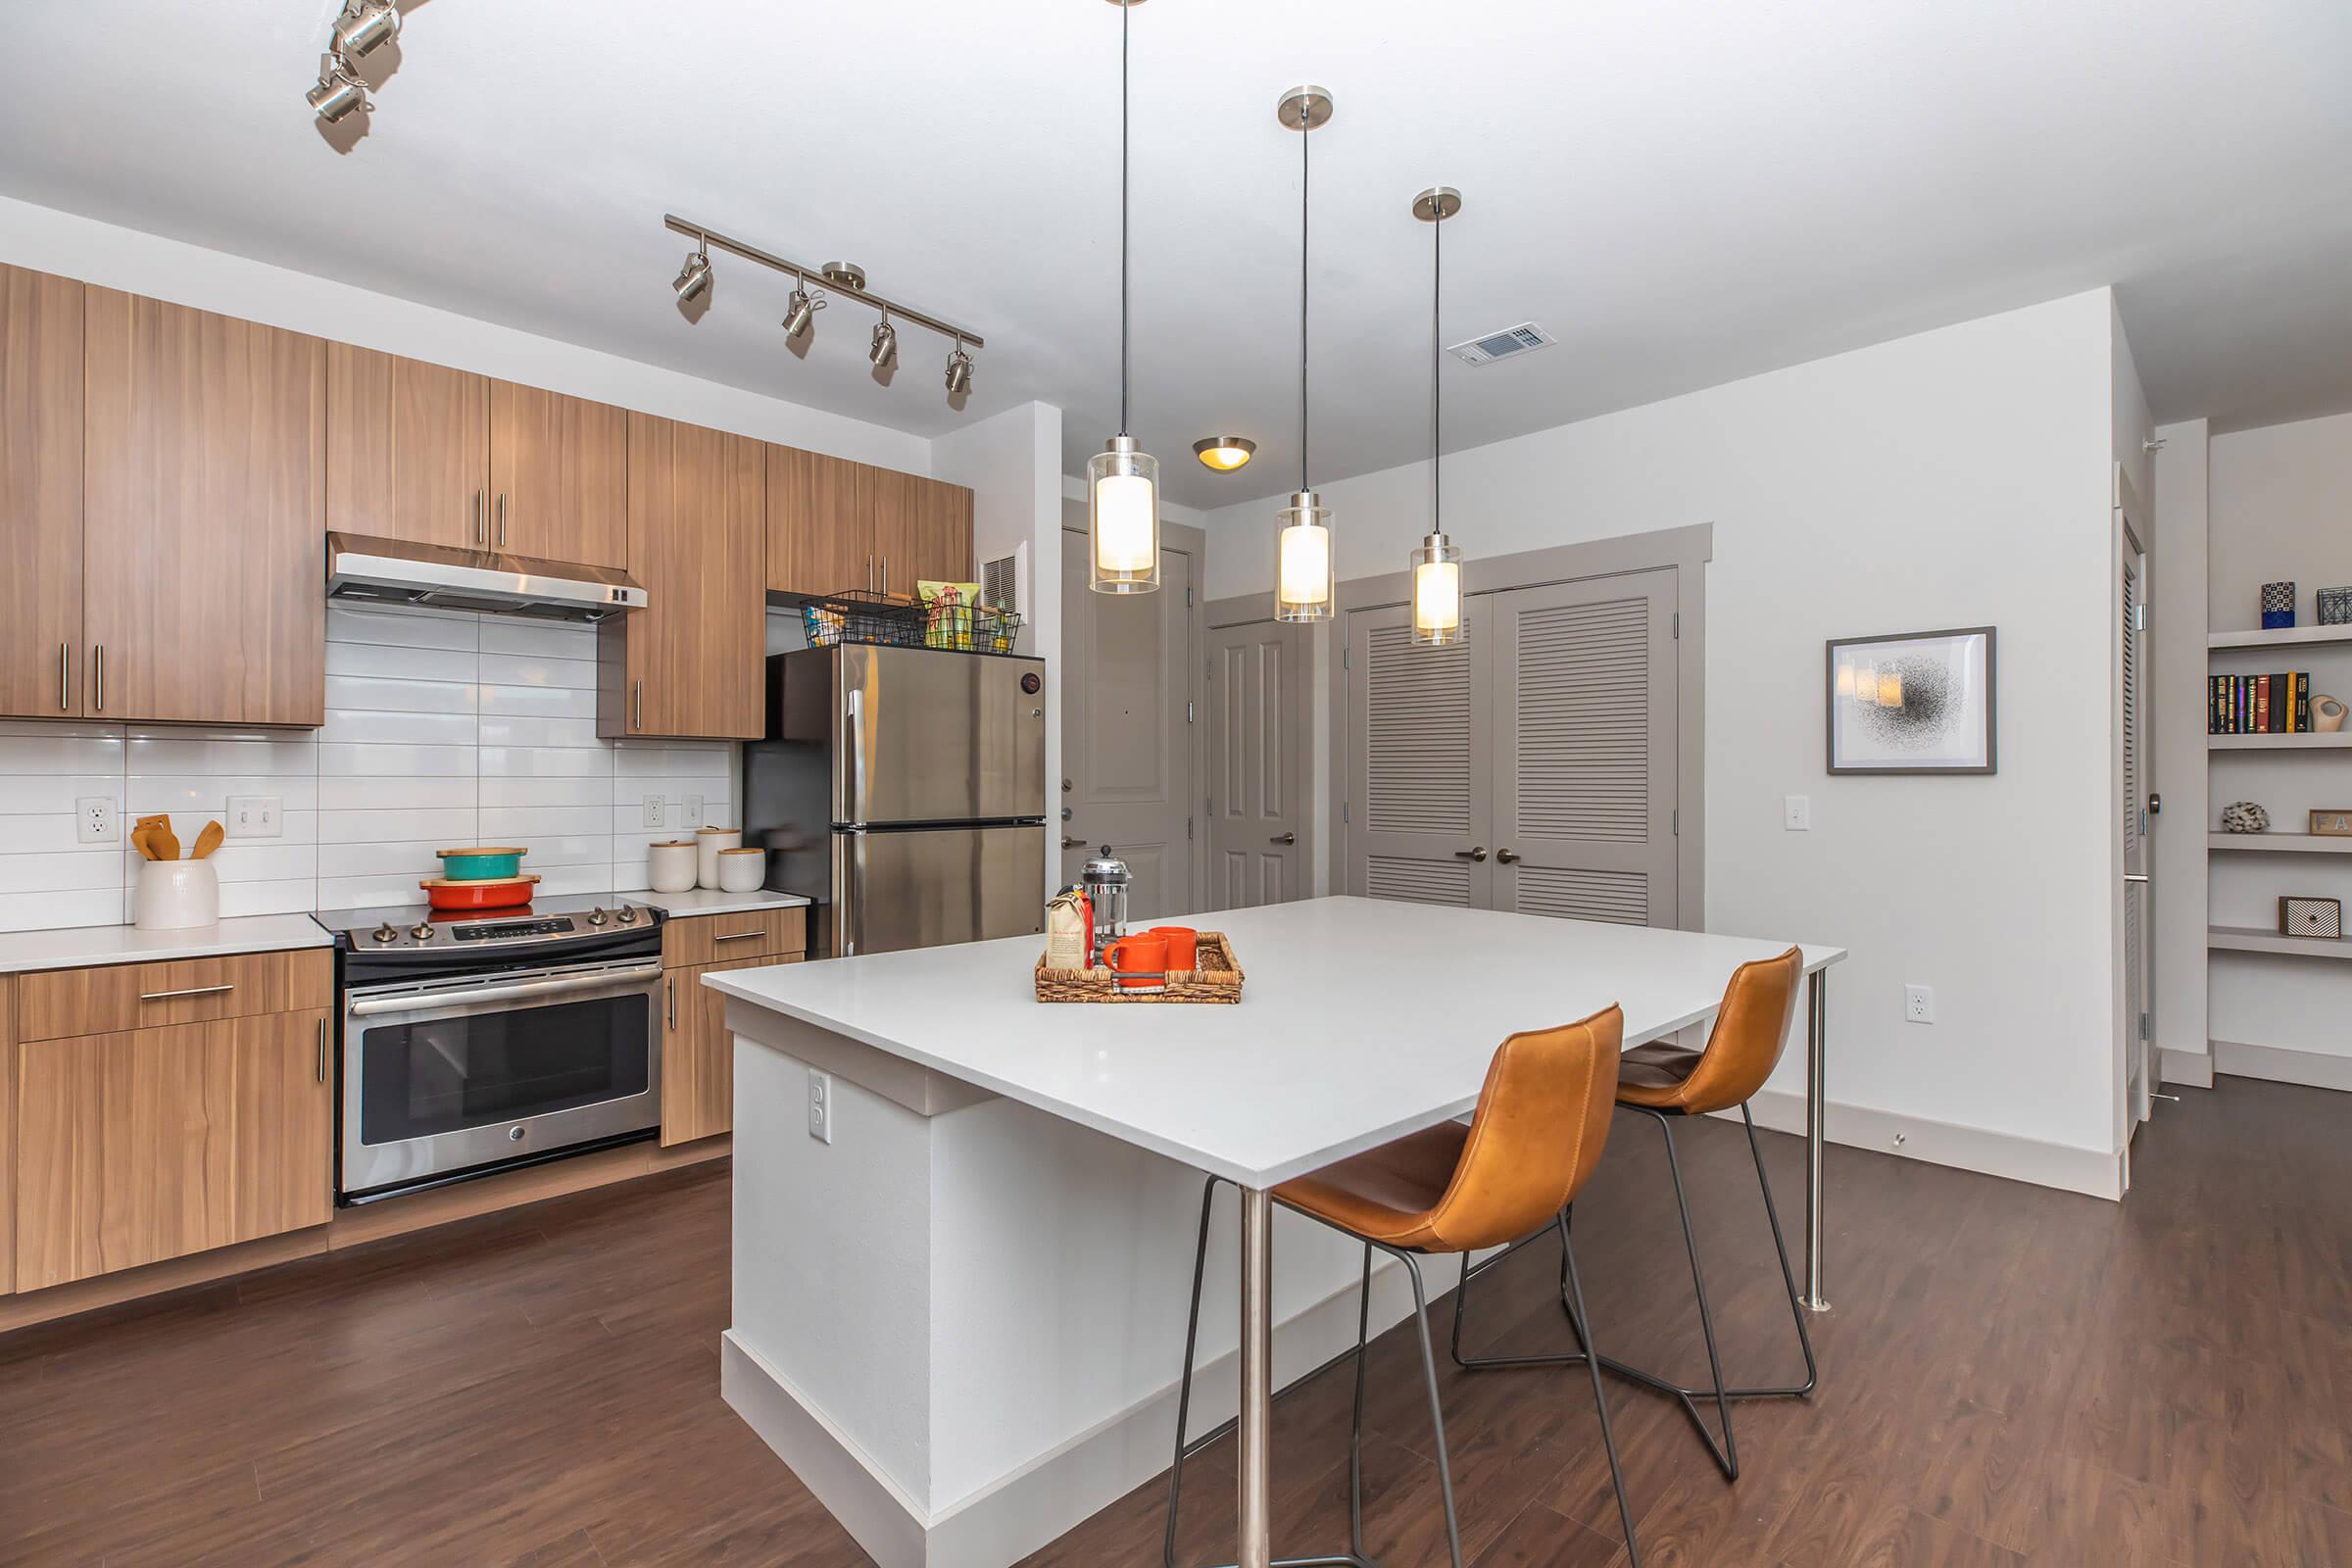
845,685,865,828
836,831,859,957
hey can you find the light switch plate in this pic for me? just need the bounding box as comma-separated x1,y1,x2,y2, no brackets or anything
1784,795,1811,831
684,794,707,828
226,796,282,838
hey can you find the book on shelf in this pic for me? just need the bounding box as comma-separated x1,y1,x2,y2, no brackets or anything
2209,671,2317,735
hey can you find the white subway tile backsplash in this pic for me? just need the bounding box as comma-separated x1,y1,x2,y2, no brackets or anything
0,609,747,931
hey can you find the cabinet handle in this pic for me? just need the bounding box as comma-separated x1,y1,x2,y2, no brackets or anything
667,975,677,1030
714,930,762,943
496,493,508,548
140,983,234,1003
881,554,890,596
473,489,485,546
633,678,643,732
866,555,874,594
317,1017,327,1084
58,643,69,711
92,644,103,712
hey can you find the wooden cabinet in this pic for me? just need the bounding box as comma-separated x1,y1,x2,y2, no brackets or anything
488,379,626,568
81,289,326,727
16,948,333,1042
658,907,806,1146
16,1008,333,1292
0,266,85,720
1,974,14,1296
326,344,490,550
600,414,766,740
662,906,807,968
765,449,974,600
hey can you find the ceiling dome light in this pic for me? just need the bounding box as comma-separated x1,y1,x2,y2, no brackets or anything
946,341,975,397
1410,186,1467,648
1087,0,1160,595
781,283,815,341
672,241,712,302
331,0,402,60
1193,436,1255,471
1272,85,1336,624
306,55,370,123
869,313,899,369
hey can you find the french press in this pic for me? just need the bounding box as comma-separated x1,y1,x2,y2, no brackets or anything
1078,845,1131,964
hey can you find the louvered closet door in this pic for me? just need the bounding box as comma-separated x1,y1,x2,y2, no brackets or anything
1347,603,1494,907
1491,570,1678,927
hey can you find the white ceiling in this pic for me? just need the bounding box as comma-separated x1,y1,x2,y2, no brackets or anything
2,0,2347,508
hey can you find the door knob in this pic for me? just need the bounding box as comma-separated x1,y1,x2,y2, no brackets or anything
1270,832,1297,845
1061,835,1083,850
1495,848,1521,864
1454,846,1489,862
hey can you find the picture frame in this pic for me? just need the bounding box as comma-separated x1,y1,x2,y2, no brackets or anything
2312,809,2352,837
1826,626,1997,775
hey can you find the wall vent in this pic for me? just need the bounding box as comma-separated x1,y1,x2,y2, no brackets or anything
1446,321,1554,367
981,554,1018,612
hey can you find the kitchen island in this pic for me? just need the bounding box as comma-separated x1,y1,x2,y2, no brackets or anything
706,896,1843,1568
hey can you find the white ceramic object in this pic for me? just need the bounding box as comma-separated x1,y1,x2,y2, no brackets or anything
696,826,741,889
134,858,220,931
716,846,766,894
648,840,698,894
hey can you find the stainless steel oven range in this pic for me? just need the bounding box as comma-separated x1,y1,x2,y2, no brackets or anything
327,897,667,1202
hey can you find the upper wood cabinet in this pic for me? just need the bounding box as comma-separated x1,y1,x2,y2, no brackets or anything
600,414,766,740
81,289,325,728
15,1008,332,1292
0,266,85,720
765,448,974,600
326,344,489,550
488,380,626,568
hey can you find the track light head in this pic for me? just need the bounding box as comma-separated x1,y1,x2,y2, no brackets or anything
672,244,712,302
945,343,974,397
781,285,815,342
307,55,371,123
869,315,899,369
331,0,402,61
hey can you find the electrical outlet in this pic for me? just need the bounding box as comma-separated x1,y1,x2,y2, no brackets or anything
807,1068,833,1145
1784,795,1811,831
643,795,665,829
1904,985,1936,1025
76,797,116,845
226,796,282,838
684,794,707,828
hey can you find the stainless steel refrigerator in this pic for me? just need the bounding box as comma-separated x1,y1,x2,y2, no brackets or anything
743,645,1047,957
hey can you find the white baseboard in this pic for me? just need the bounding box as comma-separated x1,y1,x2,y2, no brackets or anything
2158,1048,2215,1089
1740,1089,2124,1200
2211,1038,2352,1092
723,1261,1428,1568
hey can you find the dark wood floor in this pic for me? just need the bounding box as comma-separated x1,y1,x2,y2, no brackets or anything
3,1077,2346,1567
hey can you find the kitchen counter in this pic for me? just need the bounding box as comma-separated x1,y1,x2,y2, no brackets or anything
622,888,812,919
0,912,334,976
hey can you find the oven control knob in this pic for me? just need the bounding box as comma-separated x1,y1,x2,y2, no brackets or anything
372,922,397,944
508,1125,525,1142
586,906,609,927
616,906,637,924
410,923,434,941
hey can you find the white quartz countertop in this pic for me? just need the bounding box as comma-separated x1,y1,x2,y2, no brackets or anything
0,912,334,977
624,888,812,918
706,896,1844,1190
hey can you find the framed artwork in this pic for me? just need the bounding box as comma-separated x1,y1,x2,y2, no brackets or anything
1826,626,1997,774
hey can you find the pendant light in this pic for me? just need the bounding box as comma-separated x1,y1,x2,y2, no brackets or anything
1086,0,1160,595
1409,186,1466,646
1273,86,1337,623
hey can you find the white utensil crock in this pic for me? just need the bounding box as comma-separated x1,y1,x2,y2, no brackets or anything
715,847,765,894
135,858,220,931
695,826,740,889
648,840,698,894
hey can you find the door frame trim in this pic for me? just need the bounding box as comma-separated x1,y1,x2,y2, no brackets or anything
1327,522,1711,931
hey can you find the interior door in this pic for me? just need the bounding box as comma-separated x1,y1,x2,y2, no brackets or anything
1206,618,1309,907
1344,602,1493,906
325,344,489,550
2122,509,2153,1132
0,265,84,719
1491,570,1680,926
1059,526,1197,919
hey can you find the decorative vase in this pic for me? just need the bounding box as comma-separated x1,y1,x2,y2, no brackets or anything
2261,581,2296,630
134,859,220,930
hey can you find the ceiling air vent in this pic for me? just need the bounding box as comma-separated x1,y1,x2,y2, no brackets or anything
1446,321,1554,367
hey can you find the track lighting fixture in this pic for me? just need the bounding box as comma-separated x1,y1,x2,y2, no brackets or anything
673,240,712,302
331,0,402,61
306,54,371,123
946,341,975,397
869,312,899,369
781,282,816,341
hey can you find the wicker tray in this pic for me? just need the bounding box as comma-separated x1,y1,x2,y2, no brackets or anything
1034,932,1245,1004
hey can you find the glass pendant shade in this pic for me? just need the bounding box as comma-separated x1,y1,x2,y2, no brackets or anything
1274,491,1334,622
1088,435,1160,594
1408,531,1465,646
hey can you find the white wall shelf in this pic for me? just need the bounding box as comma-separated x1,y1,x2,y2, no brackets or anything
2209,624,2352,652
2208,731,2352,751
2208,832,2352,854
2209,925,2352,960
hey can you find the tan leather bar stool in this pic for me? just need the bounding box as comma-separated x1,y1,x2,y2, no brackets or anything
1449,948,1815,1484
1163,1005,1643,1568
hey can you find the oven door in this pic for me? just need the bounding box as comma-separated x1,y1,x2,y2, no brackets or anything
341,958,663,1200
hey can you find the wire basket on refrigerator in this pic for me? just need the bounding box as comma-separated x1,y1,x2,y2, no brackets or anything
801,590,1024,655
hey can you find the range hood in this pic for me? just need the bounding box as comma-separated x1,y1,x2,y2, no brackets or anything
326,533,647,622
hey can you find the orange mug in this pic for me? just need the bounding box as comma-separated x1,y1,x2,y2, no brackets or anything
1148,926,1199,972
1102,932,1168,992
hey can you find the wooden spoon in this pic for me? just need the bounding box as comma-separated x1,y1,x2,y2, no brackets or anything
149,818,181,861
191,820,225,860
129,824,156,861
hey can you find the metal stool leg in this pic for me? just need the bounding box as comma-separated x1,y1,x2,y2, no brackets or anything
1166,1176,1218,1568
1448,1215,1585,1372
1561,1217,1642,1567
1741,1102,1820,1397
1395,1250,1464,1568
1348,1243,1371,1561
1642,1106,1739,1480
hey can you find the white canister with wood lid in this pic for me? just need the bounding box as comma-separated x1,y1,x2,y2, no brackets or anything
648,840,697,894
696,826,741,889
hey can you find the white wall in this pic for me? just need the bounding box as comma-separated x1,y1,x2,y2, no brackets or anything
0,193,929,471
1201,290,2123,1174
2151,419,2211,1074
2206,409,2352,1066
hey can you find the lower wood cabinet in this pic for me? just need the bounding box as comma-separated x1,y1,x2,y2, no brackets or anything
1,974,15,1296
662,956,799,1147
15,1008,333,1292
